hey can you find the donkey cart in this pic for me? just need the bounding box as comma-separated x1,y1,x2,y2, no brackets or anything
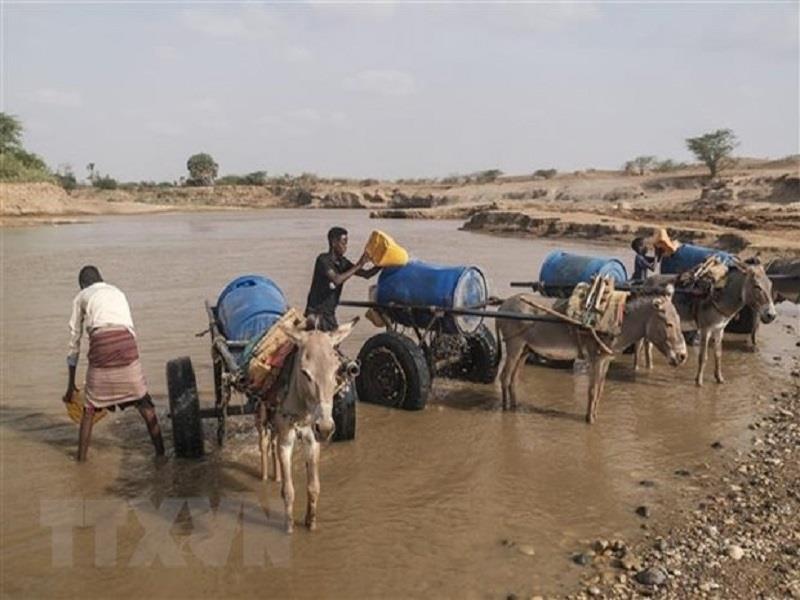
167,276,358,459
340,295,578,412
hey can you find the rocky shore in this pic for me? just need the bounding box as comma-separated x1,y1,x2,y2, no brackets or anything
560,350,800,599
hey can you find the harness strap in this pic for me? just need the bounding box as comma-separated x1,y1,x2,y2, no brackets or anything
518,296,615,355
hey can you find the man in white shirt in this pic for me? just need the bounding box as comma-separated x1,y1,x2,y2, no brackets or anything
63,266,164,462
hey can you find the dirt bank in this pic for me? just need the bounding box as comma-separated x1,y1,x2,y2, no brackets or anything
374,162,800,261
3,160,798,260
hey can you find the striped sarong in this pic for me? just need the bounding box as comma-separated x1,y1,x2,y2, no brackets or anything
85,327,148,408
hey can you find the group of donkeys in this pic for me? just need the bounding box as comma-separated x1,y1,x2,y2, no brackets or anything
496,257,777,423
253,257,779,533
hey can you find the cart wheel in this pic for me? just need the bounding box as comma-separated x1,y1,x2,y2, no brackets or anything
332,383,357,442
460,325,500,383
356,332,430,411
166,356,205,459
725,305,756,334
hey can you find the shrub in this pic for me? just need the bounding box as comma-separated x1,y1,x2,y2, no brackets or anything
55,171,77,191
624,156,657,175
653,159,689,172
93,175,118,190
533,168,557,179
475,169,503,183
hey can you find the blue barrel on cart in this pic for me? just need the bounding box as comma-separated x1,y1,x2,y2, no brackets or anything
538,251,627,297
376,260,488,334
660,244,733,275
217,275,288,342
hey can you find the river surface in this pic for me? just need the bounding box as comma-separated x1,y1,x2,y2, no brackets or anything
1,209,796,598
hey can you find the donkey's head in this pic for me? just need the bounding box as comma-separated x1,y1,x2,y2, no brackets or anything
642,285,687,366
741,259,777,324
283,318,359,442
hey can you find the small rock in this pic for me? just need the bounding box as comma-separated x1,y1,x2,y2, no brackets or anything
635,567,667,586
593,539,609,552
639,480,656,487
506,594,518,600
727,545,745,560
636,505,651,518
618,554,642,571
699,581,720,592
674,469,691,477
517,544,536,557
573,553,592,566
501,539,514,547
711,441,723,449
587,585,602,597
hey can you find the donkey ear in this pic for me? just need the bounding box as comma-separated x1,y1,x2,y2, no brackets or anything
280,323,309,346
328,317,359,346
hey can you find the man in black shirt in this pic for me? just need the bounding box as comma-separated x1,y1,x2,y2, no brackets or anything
305,226,381,331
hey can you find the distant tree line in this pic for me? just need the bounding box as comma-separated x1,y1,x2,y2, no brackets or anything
0,112,747,189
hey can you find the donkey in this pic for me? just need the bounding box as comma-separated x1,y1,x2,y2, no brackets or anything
496,286,686,424
639,260,776,386
750,258,799,347
255,318,358,533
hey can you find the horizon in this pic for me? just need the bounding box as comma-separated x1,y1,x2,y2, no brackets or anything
4,2,798,182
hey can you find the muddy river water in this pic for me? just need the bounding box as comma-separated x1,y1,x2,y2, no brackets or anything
1,210,796,598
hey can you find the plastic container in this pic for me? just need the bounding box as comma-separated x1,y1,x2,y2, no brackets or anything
375,261,488,334
538,251,628,297
365,230,410,267
217,275,288,342
660,244,733,275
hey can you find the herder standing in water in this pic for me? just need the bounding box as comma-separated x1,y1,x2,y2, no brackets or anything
63,266,165,461
305,226,380,332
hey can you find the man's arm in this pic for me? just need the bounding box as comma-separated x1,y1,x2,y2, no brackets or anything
64,294,83,402
325,253,369,287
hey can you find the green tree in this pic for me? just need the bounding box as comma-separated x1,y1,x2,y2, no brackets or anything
0,112,51,181
0,112,23,152
686,129,738,178
186,153,218,186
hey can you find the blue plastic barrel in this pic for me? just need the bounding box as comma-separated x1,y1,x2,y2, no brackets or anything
538,251,628,297
217,275,288,342
376,261,487,334
660,244,733,275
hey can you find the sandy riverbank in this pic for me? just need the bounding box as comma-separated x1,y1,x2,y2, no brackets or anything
3,160,798,260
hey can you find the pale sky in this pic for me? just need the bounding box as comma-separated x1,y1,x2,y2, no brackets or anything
3,1,798,182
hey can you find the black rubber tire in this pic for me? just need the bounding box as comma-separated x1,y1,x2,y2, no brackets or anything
440,325,500,383
356,332,430,411
726,305,756,334
332,383,357,442
166,356,205,459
